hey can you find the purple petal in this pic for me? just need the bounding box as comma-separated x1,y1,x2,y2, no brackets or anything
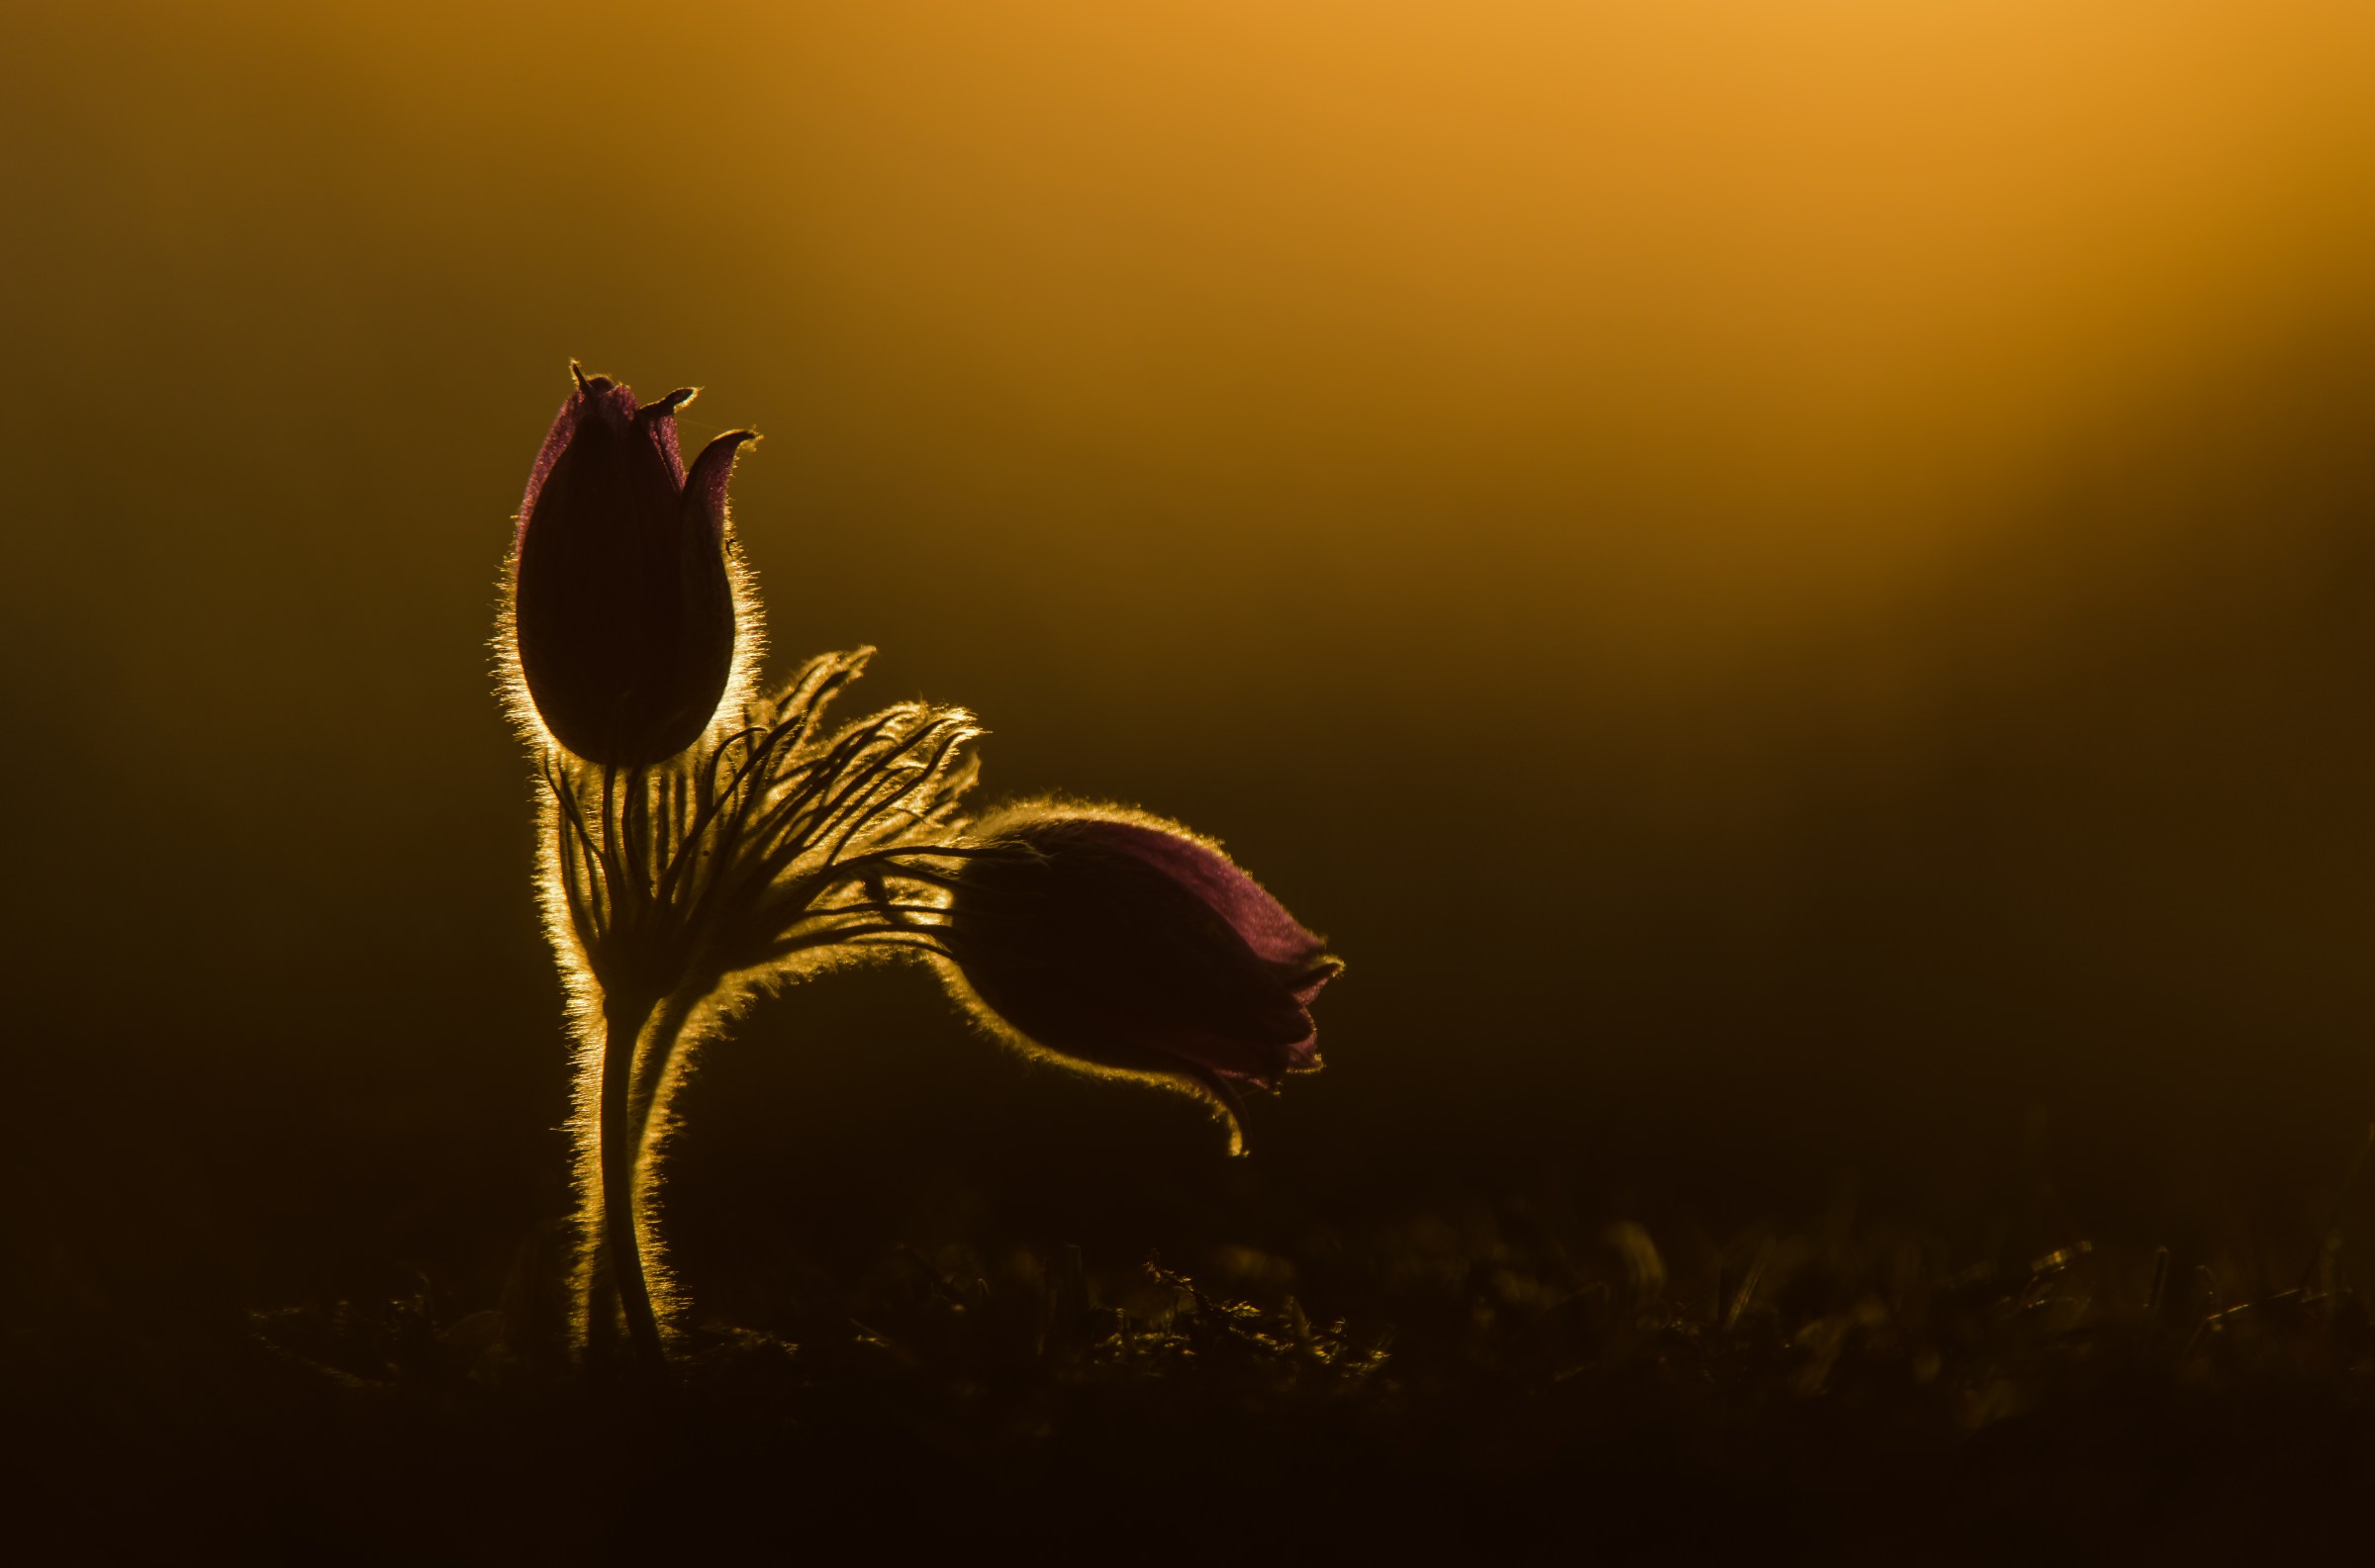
631,386,691,491
520,371,699,554
1118,1007,1319,1089
940,805,1339,1140
516,371,622,551
510,366,739,765
681,430,757,547
1068,819,1331,975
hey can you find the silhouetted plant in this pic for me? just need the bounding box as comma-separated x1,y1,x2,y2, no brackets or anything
497,365,1339,1376
936,805,1340,1154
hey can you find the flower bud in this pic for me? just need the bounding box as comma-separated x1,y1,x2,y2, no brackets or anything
511,365,753,766
936,805,1341,1150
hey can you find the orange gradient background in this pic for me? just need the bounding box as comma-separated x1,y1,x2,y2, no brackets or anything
6,2,2373,1293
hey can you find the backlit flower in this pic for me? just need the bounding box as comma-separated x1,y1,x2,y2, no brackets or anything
496,365,1343,1368
510,364,754,766
934,804,1341,1152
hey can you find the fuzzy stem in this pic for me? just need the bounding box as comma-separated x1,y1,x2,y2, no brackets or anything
598,987,666,1376
628,987,705,1166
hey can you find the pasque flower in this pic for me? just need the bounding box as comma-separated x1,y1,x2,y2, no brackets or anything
511,364,754,766
499,364,1340,1377
935,804,1341,1153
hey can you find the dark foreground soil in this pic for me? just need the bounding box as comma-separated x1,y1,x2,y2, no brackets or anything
16,1197,2375,1566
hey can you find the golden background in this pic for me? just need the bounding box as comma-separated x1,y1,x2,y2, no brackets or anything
6,2,2373,1291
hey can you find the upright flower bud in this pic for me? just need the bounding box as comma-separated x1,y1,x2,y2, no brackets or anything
935,804,1341,1151
511,365,753,766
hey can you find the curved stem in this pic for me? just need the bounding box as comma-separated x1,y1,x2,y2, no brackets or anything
599,987,666,1377
628,987,704,1160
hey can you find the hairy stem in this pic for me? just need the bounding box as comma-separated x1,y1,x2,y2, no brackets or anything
597,987,665,1376
628,987,705,1165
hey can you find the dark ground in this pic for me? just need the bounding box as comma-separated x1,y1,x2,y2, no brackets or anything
17,1139,2375,1564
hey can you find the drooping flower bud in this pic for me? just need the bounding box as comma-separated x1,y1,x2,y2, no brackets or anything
934,804,1341,1152
511,364,754,767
